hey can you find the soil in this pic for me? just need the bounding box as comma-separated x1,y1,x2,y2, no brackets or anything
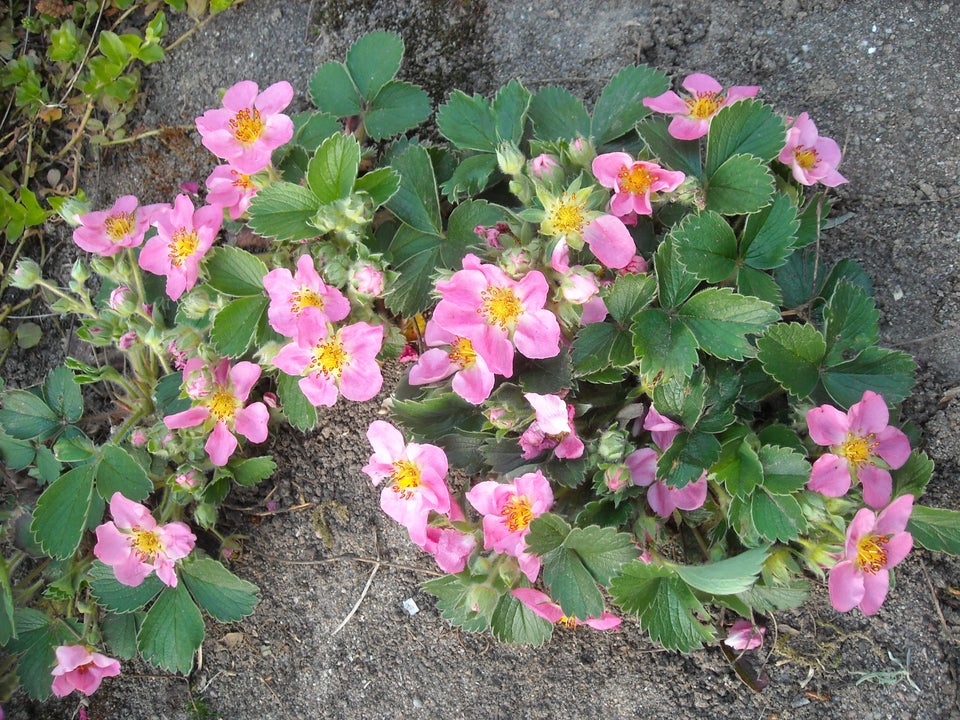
4,0,960,718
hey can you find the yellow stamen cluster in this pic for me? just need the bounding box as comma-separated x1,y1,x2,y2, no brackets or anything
309,336,348,377
168,228,199,267
131,528,162,561
448,337,477,368
840,432,877,468
855,534,889,574
104,212,135,240
229,108,265,144
548,193,587,234
685,92,724,119
208,389,239,421
480,286,522,329
793,147,818,170
290,287,324,315
618,165,654,195
501,495,534,533
391,459,422,499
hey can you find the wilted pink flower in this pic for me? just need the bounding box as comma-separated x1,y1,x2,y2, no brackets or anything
512,588,621,630
263,254,350,338
806,390,911,508
350,263,384,297
72,195,153,256
174,471,198,489
273,316,383,407
418,526,477,573
164,358,269,466
432,254,560,377
829,494,914,615
118,331,137,350
592,153,685,218
205,164,258,219
724,619,766,651
644,405,682,449
50,645,121,697
466,470,554,582
94,492,196,587
519,392,584,460
626,447,709,518
778,112,847,187
138,194,222,301
408,320,496,404
362,420,452,545
196,80,294,174
643,73,759,140
473,223,508,250
581,214,638,270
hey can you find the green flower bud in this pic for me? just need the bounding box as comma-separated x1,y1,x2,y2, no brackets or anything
10,259,42,289
496,142,526,176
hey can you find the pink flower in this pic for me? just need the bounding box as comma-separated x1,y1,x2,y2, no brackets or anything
263,254,350,338
273,316,383,406
466,470,554,582
93,492,196,587
432,254,560,377
519,392,584,460
644,405,682,449
643,73,759,140
130,428,147,447
806,390,911,508
828,494,914,615
558,267,599,305
164,358,269,466
50,645,121,697
362,420,452,545
195,80,294,174
724,619,766,651
592,153,685,218
418,526,477,573
138,194,222,301
72,195,152,256
778,112,847,187
350,263,384,297
581,296,608,324
408,319,496,405
626,447,709,518
174,471,198,489
205,164,258,219
512,588,621,630
581,214,638,270
118,331,137,350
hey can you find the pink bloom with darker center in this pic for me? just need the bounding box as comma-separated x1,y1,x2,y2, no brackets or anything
164,358,269,467
205,164,258,219
72,195,152,256
643,73,759,140
519,392,584,460
408,319,496,405
592,153,686,218
806,390,911,508
512,588,621,630
829,494,914,615
273,316,383,407
93,492,196,587
196,80,294,174
138,194,222,301
466,470,554,582
779,112,847,187
263,254,350,338
724,619,766,651
432,254,560,377
50,645,121,697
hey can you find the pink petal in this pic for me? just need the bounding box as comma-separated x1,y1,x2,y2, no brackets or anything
806,404,850,446
874,426,911,469
229,361,262,401
108,492,155,530
164,405,211,430
808,454,852,497
828,559,865,612
681,73,722,94
205,420,238,466
511,587,564,623
642,90,688,115
625,448,658,487
668,116,710,140
844,507,877,557
234,402,269,443
582,214,636,269
858,464,893,509
874,494,914,536
591,152,631,187
514,310,561,359
847,391,889,436
339,358,383,402
221,80,260,110
858,569,890,615
300,373,339,407
255,80,294,114
451,361,495,404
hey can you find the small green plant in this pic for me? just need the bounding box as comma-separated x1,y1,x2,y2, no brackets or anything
852,650,921,693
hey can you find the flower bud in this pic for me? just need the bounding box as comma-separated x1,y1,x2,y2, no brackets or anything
530,153,562,182
193,502,217,530
70,258,90,284
604,464,630,492
350,263,384,297
10,259,42,289
567,137,596,168
597,426,629,463
108,285,136,315
496,142,526,176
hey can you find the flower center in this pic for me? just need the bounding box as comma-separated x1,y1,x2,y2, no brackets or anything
839,432,877,468
131,528,162,560
290,287,324,315
855,533,889,574
793,147,818,170
232,170,254,189
548,194,586,234
391,459,421,498
168,228,199,267
104,212,135,240
685,92,724,119
309,335,348,377
208,389,239,421
617,165,654,195
558,615,578,629
501,494,534,533
448,337,476,369
229,108,265,145
480,286,522,329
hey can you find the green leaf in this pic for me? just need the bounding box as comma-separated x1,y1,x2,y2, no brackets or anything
154,372,190,417
528,86,591,141
632,309,699,382
758,444,810,495
572,322,620,376
735,265,783,307
0,389,60,440
591,65,669,144
366,81,432,140
525,512,572,555
229,455,277,487
605,272,657,325
88,560,163,613
97,444,153,501
43,366,83,423
750,490,807,542
345,31,403,100
354,167,401,207
385,144,441,235
653,237,698,309
756,322,826,398
307,133,361,203
211,296,268,357
490,592,553,645
276,372,317,431
436,90,497,151
204,246,267,296
440,154,499,202
0,426,36,469
706,99,786,176
309,61,362,117
421,573,494,632
740,194,799,269
391,391,484,440
679,288,779,360
714,437,763,497
907,505,960,555
98,30,130,65
541,546,605,619
657,430,721,489
821,346,916,407
704,153,774,216
564,525,639,585
292,111,341,152
610,562,716,651
101,612,139,660
138,582,205,674
181,557,259,621
7,609,80,700
30,464,95,559
492,79,532,145
637,116,702,178
247,182,320,241
673,546,768,595
670,210,738,283
822,281,880,363
0,556,14,644
892,450,934,498
384,225,445,316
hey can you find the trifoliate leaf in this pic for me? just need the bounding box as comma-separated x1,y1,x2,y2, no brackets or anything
89,560,163,613
636,116,702,179
248,182,320,242
541,545,605,619
96,444,153,501
605,272,657,325
673,546,768,595
591,65,669,144
42,365,83,424
181,557,259,622
750,490,807,543
892,450,934,499
30,464,95,559
309,61,362,117
756,322,826,399
706,99,786,175
0,389,59,440
653,237,699,309
138,582,205,674
354,166,401,207
440,154,499,203
670,210,738,283
525,513,572,555
490,592,553,646
758,445,810,495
